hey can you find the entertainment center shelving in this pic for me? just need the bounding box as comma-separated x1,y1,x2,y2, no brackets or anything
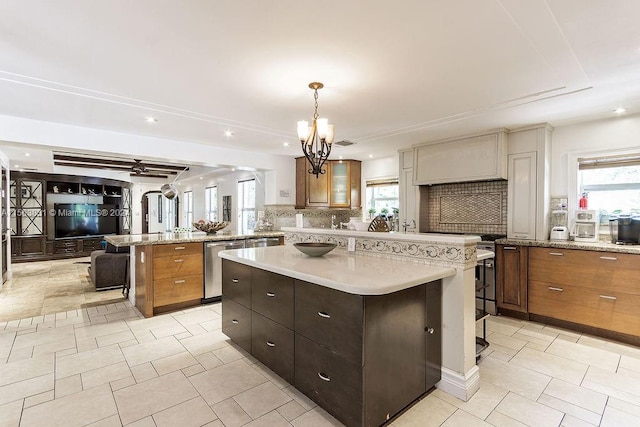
9,171,132,262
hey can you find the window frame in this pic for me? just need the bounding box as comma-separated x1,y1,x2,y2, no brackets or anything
183,190,193,228
237,179,256,234
205,186,218,221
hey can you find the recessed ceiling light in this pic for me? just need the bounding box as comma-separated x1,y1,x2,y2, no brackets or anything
368,154,374,158
614,107,627,114
283,142,290,148
224,130,233,137
145,116,157,123
14,164,19,168
24,153,30,157
199,177,203,180
338,155,343,160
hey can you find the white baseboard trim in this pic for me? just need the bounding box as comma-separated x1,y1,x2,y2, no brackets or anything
436,365,480,401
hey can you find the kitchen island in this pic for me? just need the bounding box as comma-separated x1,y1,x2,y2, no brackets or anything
104,231,284,317
219,245,456,427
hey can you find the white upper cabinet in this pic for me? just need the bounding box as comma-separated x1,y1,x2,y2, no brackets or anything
413,131,507,185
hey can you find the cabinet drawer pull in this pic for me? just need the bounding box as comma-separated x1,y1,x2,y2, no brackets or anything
317,311,331,319
174,279,186,284
503,247,517,251
266,292,276,298
599,256,618,261
174,259,184,263
266,341,275,347
549,252,564,256
232,319,239,324
318,372,331,382
174,246,185,250
599,295,617,300
232,279,239,283
548,287,564,292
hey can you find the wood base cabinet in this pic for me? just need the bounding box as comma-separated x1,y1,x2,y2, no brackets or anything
496,244,528,314
528,247,640,337
221,259,442,427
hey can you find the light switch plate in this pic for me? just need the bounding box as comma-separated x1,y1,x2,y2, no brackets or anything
347,237,356,252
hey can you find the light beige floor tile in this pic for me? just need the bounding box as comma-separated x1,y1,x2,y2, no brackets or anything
251,361,290,389
76,336,99,353
485,409,529,426
546,339,620,372
131,362,158,383
174,331,192,340
109,375,136,391
0,353,54,387
95,329,136,347
21,383,117,427
153,396,217,427
487,348,517,362
601,405,640,426
0,332,15,360
126,315,184,334
577,335,640,360
182,364,206,377
0,399,23,427
179,329,229,355
543,378,607,414
282,385,316,411
23,389,54,408
560,414,597,427
81,360,132,389
55,373,83,398
201,318,222,331
487,332,528,351
214,344,247,364
196,352,224,370
56,344,124,379
494,392,563,427
113,370,199,425
85,414,123,427
234,381,292,419
441,409,493,426
537,394,601,425
479,356,551,400
619,355,640,374
173,308,220,327
185,323,207,335
582,366,640,405
148,323,188,339
510,347,588,385
203,420,225,427
124,416,156,427
392,394,457,427
212,397,252,427
151,351,199,376
432,380,509,420
277,399,307,421
485,317,522,336
7,346,34,363
189,359,268,405
607,396,640,418
246,410,292,427
121,336,185,367
118,339,139,349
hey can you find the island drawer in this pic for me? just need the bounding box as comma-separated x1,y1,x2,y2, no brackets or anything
222,260,252,308
222,297,251,353
153,274,203,306
251,312,294,384
153,242,203,258
153,253,203,279
295,333,363,427
295,280,363,365
251,269,294,329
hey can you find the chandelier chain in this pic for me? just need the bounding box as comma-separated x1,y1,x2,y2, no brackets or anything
313,89,319,120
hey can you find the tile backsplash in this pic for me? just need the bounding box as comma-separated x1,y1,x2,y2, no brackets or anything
423,180,508,235
264,205,361,230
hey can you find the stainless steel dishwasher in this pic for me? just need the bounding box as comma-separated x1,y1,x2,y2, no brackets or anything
204,240,245,302
244,237,281,247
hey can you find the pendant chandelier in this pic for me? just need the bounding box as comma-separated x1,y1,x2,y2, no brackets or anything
297,82,335,178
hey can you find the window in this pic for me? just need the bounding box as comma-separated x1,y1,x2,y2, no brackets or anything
366,179,399,217
183,191,193,228
237,179,256,233
164,197,175,231
205,186,218,221
578,154,640,218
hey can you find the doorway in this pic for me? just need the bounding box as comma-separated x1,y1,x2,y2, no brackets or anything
141,190,179,234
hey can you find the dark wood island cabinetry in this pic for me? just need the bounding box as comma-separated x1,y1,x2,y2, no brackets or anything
221,259,442,427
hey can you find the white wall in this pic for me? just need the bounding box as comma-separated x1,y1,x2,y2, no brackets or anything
551,114,640,197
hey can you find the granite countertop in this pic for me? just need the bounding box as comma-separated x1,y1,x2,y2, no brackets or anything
218,245,456,296
104,231,284,247
281,227,481,244
496,238,640,255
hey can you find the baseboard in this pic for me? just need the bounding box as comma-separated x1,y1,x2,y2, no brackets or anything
436,365,480,401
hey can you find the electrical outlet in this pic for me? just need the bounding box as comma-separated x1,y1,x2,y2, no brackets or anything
348,237,356,252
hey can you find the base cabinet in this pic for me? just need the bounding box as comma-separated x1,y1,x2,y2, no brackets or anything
496,244,528,314
222,260,442,427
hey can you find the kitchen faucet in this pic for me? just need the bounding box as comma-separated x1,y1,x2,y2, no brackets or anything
402,219,416,233
331,215,337,230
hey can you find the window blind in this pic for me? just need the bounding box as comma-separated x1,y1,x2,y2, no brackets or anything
578,154,640,170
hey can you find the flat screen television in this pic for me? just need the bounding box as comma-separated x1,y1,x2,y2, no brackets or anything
54,203,119,239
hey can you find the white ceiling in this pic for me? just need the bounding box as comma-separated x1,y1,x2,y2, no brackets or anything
1,0,639,173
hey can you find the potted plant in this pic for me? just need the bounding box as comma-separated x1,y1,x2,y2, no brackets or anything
368,207,377,219
380,207,389,220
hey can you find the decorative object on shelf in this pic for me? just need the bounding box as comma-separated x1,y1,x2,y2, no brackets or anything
67,188,73,194
368,215,390,232
53,185,59,193
82,187,87,194
192,220,229,234
293,242,337,257
297,82,335,178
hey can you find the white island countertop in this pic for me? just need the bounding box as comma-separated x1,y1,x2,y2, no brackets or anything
219,245,456,295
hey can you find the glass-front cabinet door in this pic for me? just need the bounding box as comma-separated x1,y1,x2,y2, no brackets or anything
10,179,45,236
330,161,350,207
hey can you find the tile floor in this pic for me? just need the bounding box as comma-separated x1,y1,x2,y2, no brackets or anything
1,261,640,426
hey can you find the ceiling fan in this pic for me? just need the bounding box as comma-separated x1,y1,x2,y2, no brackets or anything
131,159,149,175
